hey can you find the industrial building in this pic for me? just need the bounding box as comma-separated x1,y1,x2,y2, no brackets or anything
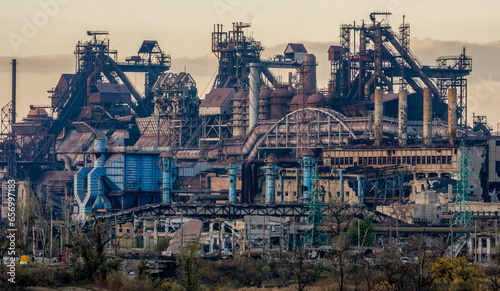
0,13,498,257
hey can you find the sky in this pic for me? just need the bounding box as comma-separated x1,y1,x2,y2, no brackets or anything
0,0,500,126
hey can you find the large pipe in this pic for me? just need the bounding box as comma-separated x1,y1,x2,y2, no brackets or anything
248,63,260,133
423,87,432,146
357,175,364,205
398,89,408,146
374,88,383,146
160,151,175,204
448,88,458,143
11,59,16,124
227,157,238,204
301,149,314,204
264,155,277,204
339,169,345,202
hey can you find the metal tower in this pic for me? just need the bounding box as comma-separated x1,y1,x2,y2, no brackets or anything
449,139,474,233
304,164,328,248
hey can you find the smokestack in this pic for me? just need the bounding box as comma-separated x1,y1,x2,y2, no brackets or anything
398,89,408,146
248,63,260,133
11,59,17,124
374,88,383,146
448,88,458,143
303,54,317,94
423,87,432,146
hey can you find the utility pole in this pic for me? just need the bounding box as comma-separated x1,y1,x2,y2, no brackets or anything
114,214,118,257
358,219,360,252
50,211,53,258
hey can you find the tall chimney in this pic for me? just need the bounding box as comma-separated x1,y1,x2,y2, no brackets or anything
11,59,17,124
248,63,260,133
374,88,383,146
423,87,432,146
448,88,458,143
303,54,317,94
398,89,408,146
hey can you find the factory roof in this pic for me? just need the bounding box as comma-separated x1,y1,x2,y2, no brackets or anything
200,88,235,108
284,43,307,54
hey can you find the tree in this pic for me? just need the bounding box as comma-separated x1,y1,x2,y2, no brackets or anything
484,250,500,290
431,256,483,290
284,247,323,291
67,215,119,281
154,236,171,255
177,239,207,291
347,215,375,246
324,199,361,238
403,236,445,290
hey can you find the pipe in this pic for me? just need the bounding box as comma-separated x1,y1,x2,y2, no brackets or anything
301,150,314,204
248,63,260,133
241,159,264,204
264,156,277,204
364,74,375,99
227,158,237,204
448,88,458,143
90,139,109,210
160,151,175,204
11,59,16,124
357,175,364,205
61,155,73,171
339,169,346,202
423,87,432,146
398,89,408,146
374,88,383,146
279,170,284,203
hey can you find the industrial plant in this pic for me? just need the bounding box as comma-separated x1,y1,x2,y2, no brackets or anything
1,12,499,278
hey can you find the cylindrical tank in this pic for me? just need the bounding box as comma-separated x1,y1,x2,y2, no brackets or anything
303,54,317,94
301,149,314,204
423,87,432,146
306,93,324,108
227,157,238,204
259,87,272,120
264,155,277,205
269,87,292,119
448,88,457,142
398,89,408,146
374,88,383,146
232,90,248,138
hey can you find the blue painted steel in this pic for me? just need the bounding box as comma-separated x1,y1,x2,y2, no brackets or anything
302,154,314,203
339,169,346,202
161,156,175,204
357,175,364,204
265,162,276,204
74,167,92,216
227,162,237,204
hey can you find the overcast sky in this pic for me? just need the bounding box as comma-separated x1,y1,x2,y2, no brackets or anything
1,0,499,125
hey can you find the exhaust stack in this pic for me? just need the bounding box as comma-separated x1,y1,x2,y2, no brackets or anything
248,63,260,133
374,88,383,146
398,89,408,146
448,88,458,143
423,88,432,146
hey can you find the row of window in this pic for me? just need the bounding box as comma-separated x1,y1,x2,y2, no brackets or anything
331,155,453,166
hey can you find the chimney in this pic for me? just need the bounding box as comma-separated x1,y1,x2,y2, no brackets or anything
398,89,408,146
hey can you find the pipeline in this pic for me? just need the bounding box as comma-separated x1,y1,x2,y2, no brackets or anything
241,159,264,204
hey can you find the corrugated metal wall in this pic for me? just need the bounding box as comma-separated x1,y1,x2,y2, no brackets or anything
125,154,162,192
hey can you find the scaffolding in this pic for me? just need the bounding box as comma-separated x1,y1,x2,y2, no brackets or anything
304,164,328,248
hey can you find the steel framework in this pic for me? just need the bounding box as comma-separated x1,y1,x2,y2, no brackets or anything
449,139,474,235
304,164,328,248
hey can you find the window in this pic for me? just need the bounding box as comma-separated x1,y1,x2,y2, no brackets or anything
119,229,123,233
427,156,431,164
397,157,401,164
432,156,436,164
349,157,353,165
417,156,421,164
392,157,397,164
285,191,289,197
383,157,387,165
126,229,130,233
